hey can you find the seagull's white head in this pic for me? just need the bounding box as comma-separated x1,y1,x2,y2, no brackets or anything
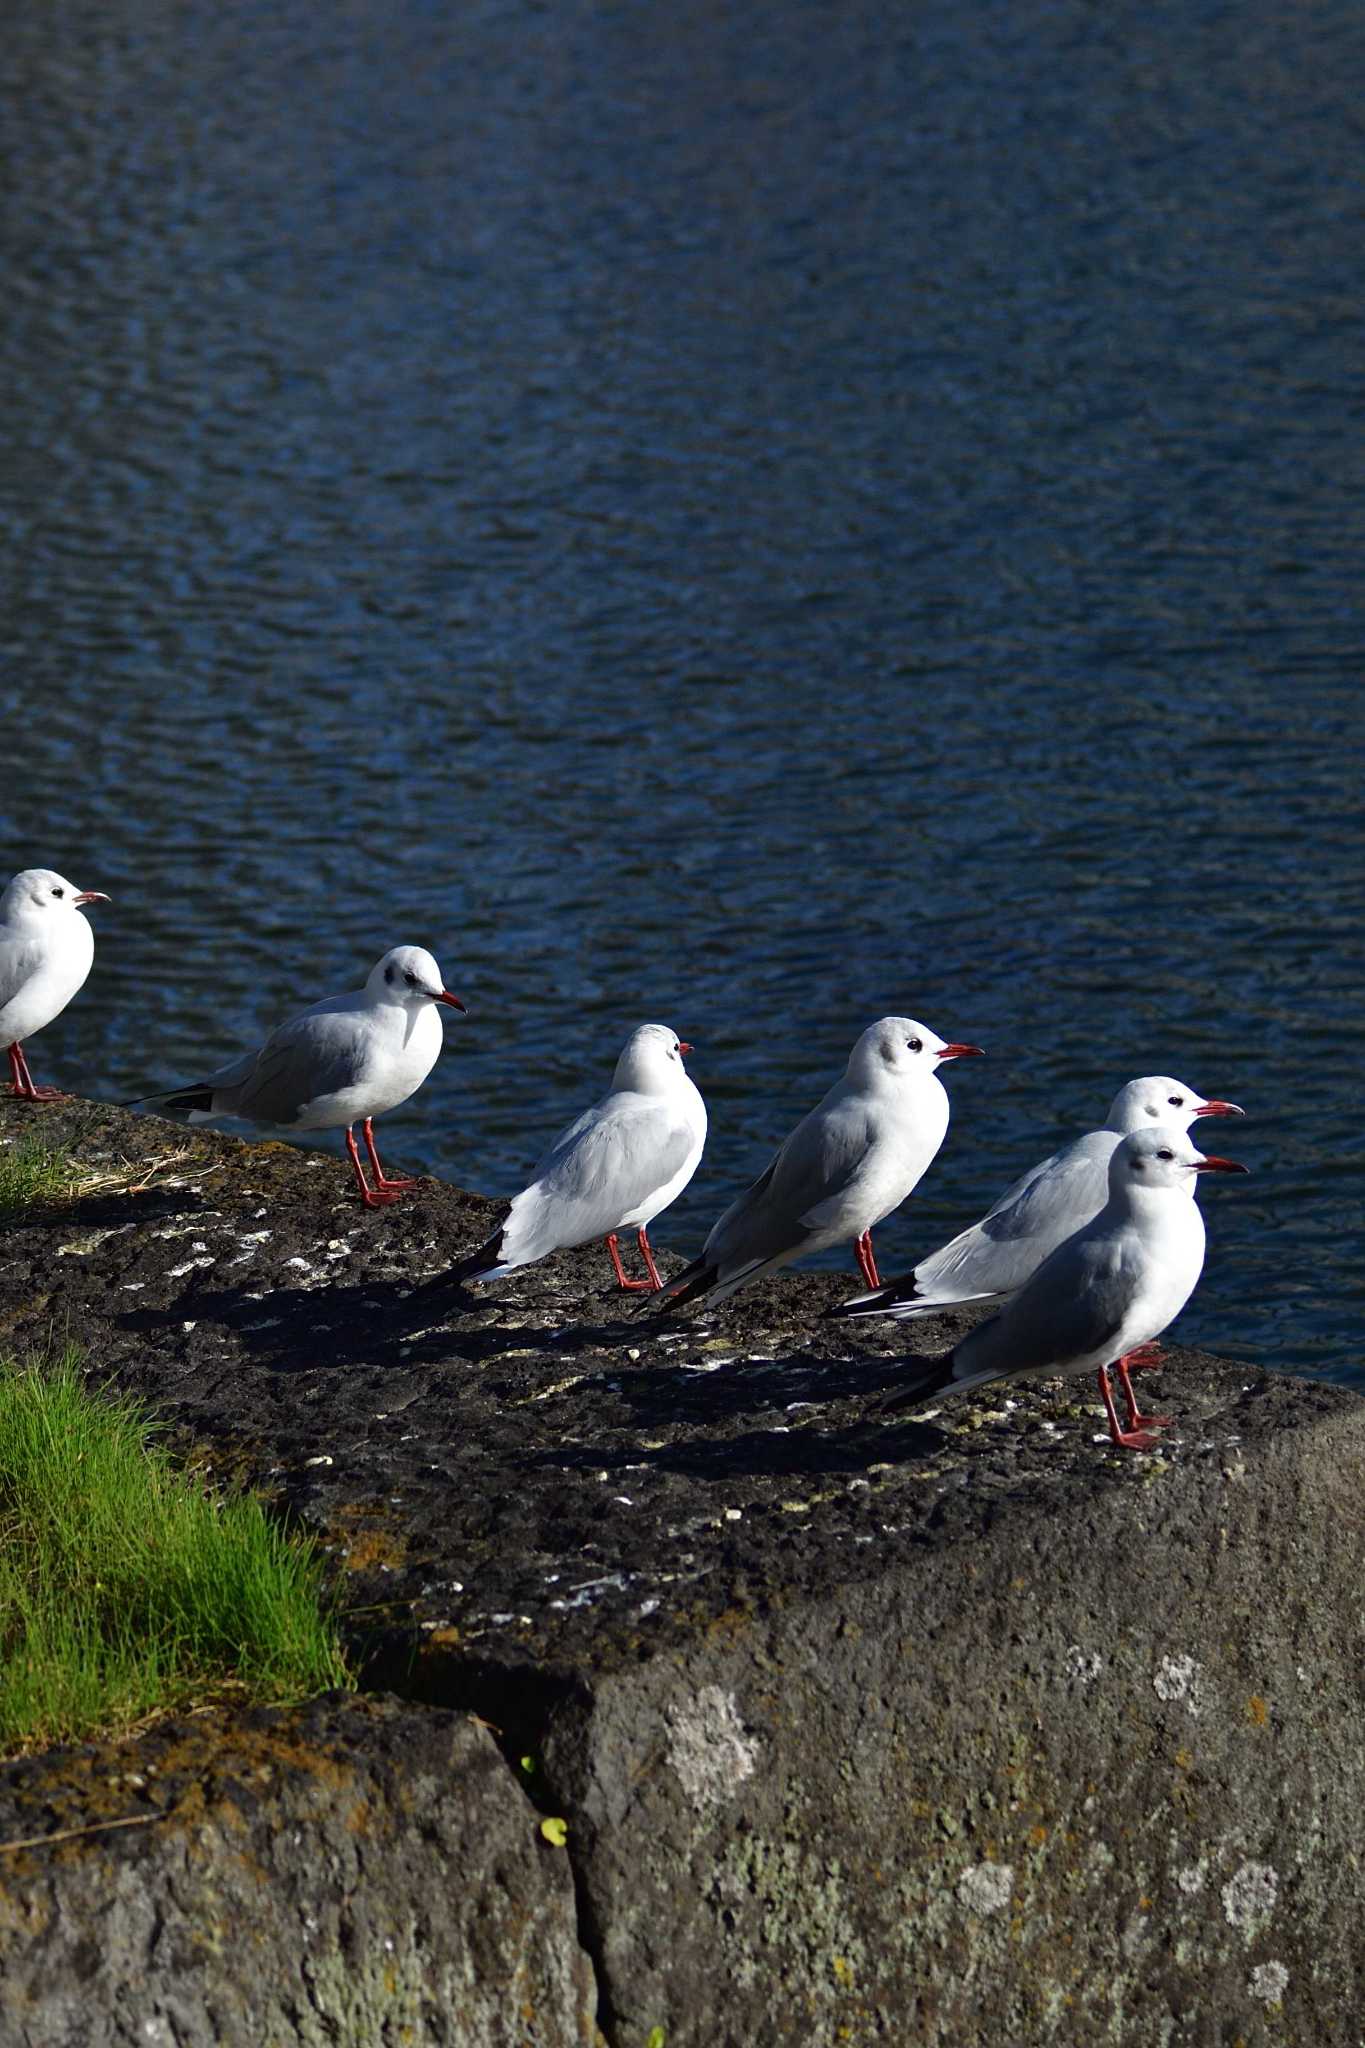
849,1016,985,1086
613,1022,693,1092
1,867,110,923
1110,1126,1249,1197
1105,1075,1245,1134
368,945,466,1012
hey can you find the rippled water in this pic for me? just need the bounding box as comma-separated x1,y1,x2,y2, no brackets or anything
3,0,1362,1384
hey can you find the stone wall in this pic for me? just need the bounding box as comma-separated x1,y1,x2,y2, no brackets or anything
1,1100,1360,2045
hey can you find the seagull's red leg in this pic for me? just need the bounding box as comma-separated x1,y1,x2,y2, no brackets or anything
361,1116,420,1193
5,1042,65,1102
1097,1364,1162,1451
854,1230,880,1289
605,1232,654,1291
1115,1353,1174,1432
636,1226,664,1290
344,1126,402,1208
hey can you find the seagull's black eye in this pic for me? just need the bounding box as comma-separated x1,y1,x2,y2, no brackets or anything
1157,1148,1175,1161
52,887,64,899
906,1036,922,1053
1167,1094,1183,1107
404,970,418,987
384,964,396,984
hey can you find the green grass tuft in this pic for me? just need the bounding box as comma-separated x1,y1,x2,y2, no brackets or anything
0,1134,76,1222
0,1347,351,1753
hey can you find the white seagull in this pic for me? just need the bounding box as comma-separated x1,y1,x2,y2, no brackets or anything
141,945,465,1208
457,1023,706,1291
0,867,111,1101
831,1074,1244,1322
880,1126,1248,1449
657,1016,983,1314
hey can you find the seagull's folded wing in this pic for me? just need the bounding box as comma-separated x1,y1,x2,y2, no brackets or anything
701,1095,871,1269
224,1011,371,1124
510,1096,698,1258
0,932,43,1013
951,1234,1131,1384
916,1141,1110,1300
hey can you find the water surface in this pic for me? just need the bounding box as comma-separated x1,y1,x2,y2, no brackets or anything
3,0,1362,1382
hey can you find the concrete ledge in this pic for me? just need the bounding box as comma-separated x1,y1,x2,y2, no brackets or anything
0,1695,599,2048
538,1379,1365,2044
1,1100,1361,2044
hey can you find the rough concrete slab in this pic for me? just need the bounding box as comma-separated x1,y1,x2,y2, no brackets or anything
0,1694,599,2048
2,1099,1362,2045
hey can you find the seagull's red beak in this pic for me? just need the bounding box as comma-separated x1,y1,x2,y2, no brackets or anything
936,1042,985,1061
73,891,110,906
437,990,467,1013
677,1040,694,1055
1193,1155,1249,1173
1196,1099,1244,1118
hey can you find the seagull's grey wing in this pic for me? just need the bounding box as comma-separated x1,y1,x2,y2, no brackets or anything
508,1096,698,1258
0,931,42,1013
706,1095,872,1268
951,1233,1131,1385
218,1010,370,1124
915,1137,1113,1300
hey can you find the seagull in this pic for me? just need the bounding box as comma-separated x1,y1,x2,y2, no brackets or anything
879,1126,1248,1449
656,1016,983,1314
456,1023,706,1291
139,945,465,1208
831,1074,1244,1323
0,867,111,1101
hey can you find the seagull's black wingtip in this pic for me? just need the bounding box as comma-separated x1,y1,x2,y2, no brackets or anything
445,1225,505,1288
825,1278,922,1321
878,1357,956,1416
126,1083,213,1116
649,1257,716,1315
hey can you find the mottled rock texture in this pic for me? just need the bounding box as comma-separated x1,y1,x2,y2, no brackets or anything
1,1099,1362,2045
0,1696,598,2048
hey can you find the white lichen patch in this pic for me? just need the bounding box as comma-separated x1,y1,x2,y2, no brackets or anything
957,1862,1014,1916
665,1686,760,1808
1154,1653,1206,1715
1175,1859,1208,1896
1222,1861,1278,1934
1064,1646,1103,1686
1248,1960,1289,2004
56,1225,133,1258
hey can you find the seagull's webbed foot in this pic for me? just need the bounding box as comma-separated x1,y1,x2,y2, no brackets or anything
361,1119,421,1194
853,1229,880,1290
345,1128,408,1211
1116,1354,1174,1432
606,1231,661,1291
6,1045,66,1101
1098,1363,1165,1452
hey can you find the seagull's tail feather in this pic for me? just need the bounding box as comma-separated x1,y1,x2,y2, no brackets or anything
124,1083,214,1116
448,1225,512,1287
828,1275,1001,1322
879,1354,960,1415
653,1254,718,1312
828,1273,932,1320
655,1253,770,1314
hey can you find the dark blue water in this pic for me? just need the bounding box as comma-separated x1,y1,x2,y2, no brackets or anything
3,0,1362,1383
